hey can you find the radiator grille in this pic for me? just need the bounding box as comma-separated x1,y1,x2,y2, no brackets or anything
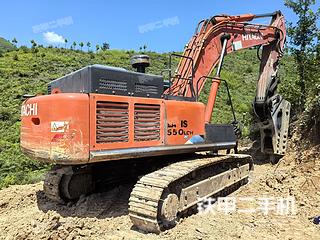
99,79,127,92
96,101,129,143
135,83,159,95
134,104,160,141
47,85,52,94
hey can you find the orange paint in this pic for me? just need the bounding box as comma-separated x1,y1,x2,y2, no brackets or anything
165,100,205,145
21,93,206,164
20,93,90,164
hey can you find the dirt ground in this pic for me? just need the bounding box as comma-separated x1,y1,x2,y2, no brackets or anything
0,139,319,239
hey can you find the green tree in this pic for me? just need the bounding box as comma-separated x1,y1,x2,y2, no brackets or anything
30,40,37,49
79,42,84,51
143,44,147,51
86,42,91,51
96,44,100,52
72,41,77,50
64,38,68,49
11,38,18,46
284,0,319,110
101,42,110,51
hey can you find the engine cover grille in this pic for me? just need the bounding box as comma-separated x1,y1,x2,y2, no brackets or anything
99,79,128,92
135,83,159,95
134,104,160,142
96,101,129,143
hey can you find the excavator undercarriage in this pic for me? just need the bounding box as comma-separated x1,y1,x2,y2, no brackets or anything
43,153,253,232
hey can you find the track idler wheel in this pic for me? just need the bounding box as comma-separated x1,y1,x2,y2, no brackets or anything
60,171,94,201
44,166,94,203
160,193,179,228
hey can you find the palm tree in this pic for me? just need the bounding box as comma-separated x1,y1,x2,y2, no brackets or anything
79,42,84,51
11,38,18,46
143,44,147,51
102,42,110,51
72,41,77,50
64,39,68,49
96,44,100,52
30,40,37,49
86,42,91,51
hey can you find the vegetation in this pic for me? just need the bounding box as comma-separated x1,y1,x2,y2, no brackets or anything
101,42,110,51
0,0,319,189
284,0,320,142
0,37,15,53
284,0,319,111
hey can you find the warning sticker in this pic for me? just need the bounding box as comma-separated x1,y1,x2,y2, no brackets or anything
51,121,69,133
233,41,243,51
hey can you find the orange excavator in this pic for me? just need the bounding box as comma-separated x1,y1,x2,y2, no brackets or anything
20,11,290,232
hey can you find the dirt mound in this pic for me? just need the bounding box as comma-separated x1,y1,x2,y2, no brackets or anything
0,131,320,239
1,163,319,239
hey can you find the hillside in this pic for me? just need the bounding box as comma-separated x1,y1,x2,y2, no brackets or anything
0,47,297,188
0,37,15,53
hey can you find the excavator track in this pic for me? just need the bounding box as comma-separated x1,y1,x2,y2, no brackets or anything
42,156,171,203
129,154,253,233
43,165,94,203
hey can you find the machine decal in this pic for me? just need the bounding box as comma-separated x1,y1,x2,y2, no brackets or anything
232,41,243,51
185,135,205,144
242,32,263,41
21,103,38,116
167,120,194,136
51,121,69,133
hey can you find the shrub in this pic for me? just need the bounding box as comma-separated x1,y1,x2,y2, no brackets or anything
12,54,18,61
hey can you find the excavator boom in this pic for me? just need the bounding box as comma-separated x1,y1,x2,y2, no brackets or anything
165,11,290,156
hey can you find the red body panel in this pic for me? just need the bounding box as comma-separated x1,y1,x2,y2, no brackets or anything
21,94,90,163
21,93,206,164
165,100,205,145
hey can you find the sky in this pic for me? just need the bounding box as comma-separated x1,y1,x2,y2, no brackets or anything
0,0,319,52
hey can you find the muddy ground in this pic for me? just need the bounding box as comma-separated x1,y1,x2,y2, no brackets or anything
0,139,319,239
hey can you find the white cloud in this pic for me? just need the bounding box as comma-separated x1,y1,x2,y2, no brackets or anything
43,31,65,44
